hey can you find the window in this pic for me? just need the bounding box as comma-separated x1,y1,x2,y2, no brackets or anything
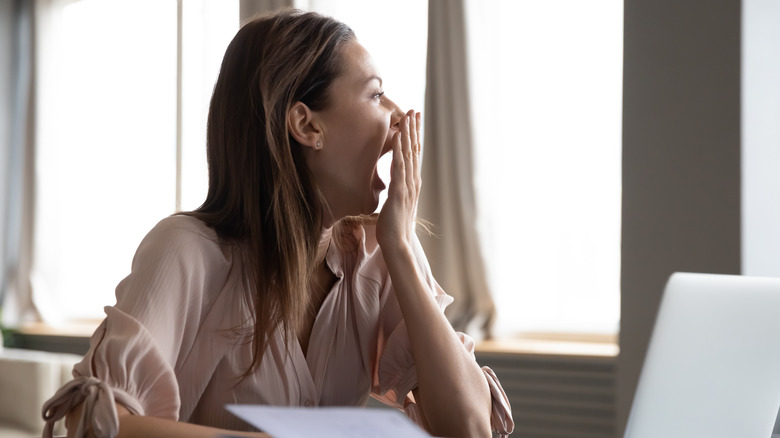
467,0,623,336
30,0,621,337
33,0,237,322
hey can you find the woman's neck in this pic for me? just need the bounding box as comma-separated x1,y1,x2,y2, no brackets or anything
315,226,333,267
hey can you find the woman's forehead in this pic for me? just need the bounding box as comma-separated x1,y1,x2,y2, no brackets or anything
339,40,381,84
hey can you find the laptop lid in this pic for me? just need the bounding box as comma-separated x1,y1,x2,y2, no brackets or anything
624,272,780,438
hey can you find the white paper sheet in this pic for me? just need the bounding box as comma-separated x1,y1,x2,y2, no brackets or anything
225,404,431,438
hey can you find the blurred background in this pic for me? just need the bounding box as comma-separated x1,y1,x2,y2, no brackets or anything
2,0,778,437
0,0,622,337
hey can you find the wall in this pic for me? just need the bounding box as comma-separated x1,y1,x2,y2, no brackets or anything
619,0,741,435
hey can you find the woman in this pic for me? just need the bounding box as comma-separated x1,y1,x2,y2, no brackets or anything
42,9,513,438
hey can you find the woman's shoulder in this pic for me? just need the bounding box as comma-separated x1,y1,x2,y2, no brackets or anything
137,214,228,263
151,214,216,236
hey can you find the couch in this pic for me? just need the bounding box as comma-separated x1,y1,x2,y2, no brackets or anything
0,347,82,438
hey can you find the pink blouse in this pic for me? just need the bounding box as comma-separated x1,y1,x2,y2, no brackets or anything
42,215,513,437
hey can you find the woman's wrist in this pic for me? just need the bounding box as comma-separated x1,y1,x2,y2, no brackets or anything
381,241,426,303
378,236,414,263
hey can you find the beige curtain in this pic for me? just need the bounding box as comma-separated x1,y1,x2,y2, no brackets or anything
0,0,39,328
419,0,495,338
239,0,293,23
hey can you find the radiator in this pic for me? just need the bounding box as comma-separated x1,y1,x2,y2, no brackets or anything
476,349,617,438
365,344,618,438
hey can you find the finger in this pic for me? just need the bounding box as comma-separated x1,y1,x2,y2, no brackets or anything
414,112,422,193
402,114,415,196
409,110,418,154
415,112,422,155
408,111,418,180
402,111,413,158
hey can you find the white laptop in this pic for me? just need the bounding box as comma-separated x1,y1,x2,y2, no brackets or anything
624,272,780,438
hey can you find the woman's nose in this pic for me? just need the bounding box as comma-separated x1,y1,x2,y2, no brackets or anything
386,97,405,129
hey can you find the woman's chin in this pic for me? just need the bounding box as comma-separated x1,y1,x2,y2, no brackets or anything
369,201,381,216
361,193,380,216
367,172,386,214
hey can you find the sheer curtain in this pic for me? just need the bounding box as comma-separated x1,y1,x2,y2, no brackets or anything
467,0,623,337
0,0,38,328
31,0,180,323
23,0,238,325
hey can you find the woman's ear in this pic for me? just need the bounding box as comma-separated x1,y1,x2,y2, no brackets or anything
287,101,322,149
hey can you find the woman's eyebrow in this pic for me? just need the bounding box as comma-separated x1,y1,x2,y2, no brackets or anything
365,75,383,87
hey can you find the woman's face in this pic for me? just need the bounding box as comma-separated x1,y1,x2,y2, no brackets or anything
305,39,404,225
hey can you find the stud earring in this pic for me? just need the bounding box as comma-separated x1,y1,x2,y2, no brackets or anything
316,140,322,149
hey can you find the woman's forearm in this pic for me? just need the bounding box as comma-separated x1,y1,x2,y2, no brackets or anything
65,401,269,438
383,243,492,438
117,415,269,438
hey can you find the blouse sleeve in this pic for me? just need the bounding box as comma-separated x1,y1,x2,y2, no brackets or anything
41,217,229,438
369,233,515,437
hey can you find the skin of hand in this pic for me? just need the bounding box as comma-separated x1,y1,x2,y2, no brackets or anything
65,402,270,438
376,110,493,438
375,110,422,250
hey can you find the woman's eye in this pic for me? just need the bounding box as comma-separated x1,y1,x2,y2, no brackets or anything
373,91,385,99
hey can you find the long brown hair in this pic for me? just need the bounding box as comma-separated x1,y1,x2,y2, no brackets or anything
183,9,355,374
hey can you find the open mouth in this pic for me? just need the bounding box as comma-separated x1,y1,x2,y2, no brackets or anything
379,138,393,158
374,156,392,191
372,131,396,195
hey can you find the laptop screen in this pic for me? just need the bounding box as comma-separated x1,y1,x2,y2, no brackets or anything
624,273,780,438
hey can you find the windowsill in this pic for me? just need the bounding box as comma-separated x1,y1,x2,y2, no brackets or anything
16,320,101,337
476,332,619,358
9,321,619,358
4,320,102,355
